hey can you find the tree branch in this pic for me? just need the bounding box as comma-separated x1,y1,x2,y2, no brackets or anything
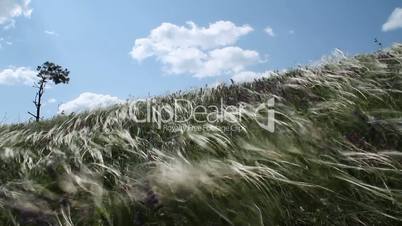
27,112,36,118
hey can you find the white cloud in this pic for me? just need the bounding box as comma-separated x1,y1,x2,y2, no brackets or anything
0,0,32,28
0,66,36,86
264,26,275,37
130,21,262,78
0,37,13,48
131,20,253,59
232,70,276,83
198,47,260,77
47,98,57,104
383,8,402,32
58,92,124,114
161,46,261,77
44,30,59,36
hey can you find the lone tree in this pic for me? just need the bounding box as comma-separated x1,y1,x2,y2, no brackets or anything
28,62,70,122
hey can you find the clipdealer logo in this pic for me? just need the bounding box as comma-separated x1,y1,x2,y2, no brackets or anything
129,97,275,133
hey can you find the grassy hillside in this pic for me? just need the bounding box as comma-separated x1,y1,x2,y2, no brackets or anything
1,44,402,226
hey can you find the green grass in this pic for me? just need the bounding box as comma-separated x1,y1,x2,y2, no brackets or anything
0,44,402,225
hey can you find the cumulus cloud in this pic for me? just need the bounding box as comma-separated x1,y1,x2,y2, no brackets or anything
264,26,275,37
0,0,32,28
383,8,402,32
130,21,262,78
0,66,36,86
162,46,261,77
232,70,276,83
58,92,124,114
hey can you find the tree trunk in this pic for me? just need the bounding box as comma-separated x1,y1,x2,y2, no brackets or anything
35,80,45,122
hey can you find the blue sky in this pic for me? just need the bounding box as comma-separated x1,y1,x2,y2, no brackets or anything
0,0,401,123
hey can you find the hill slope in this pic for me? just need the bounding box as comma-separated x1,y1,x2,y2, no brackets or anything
1,44,402,225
